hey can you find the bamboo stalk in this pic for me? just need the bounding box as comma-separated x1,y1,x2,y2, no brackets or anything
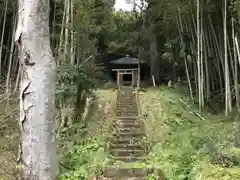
70,0,75,65
6,15,16,93
177,7,194,100
232,18,239,112
197,0,201,113
224,0,230,116
0,0,8,76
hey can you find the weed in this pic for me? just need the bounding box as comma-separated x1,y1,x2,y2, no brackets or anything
139,87,240,180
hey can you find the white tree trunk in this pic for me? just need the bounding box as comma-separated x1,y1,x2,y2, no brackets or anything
15,0,59,179
197,0,202,113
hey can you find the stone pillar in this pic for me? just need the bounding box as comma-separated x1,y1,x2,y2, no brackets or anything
120,74,123,86
133,70,138,86
132,70,134,86
117,71,119,86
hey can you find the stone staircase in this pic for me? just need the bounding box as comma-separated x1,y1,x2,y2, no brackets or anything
108,88,145,163
103,87,156,179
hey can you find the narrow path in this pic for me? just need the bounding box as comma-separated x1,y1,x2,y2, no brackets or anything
109,87,145,162
102,87,157,179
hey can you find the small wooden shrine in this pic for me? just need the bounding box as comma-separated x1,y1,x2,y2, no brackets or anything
110,54,141,87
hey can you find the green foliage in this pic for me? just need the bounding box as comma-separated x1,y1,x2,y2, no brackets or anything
57,89,115,179
55,60,105,107
59,137,107,179
142,87,240,180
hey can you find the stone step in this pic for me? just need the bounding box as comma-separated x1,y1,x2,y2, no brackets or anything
117,102,135,104
115,121,141,126
116,102,136,105
114,124,141,129
109,143,144,150
116,113,138,117
111,137,142,145
117,101,136,104
115,127,143,133
116,108,137,110
114,135,142,140
110,156,145,162
113,132,145,138
117,116,138,119
113,122,141,128
114,120,140,124
116,108,138,112
115,119,139,124
116,106,137,109
116,110,138,113
115,118,139,122
116,101,138,107
117,96,135,98
116,103,136,106
116,111,138,114
111,154,143,159
116,117,139,121
110,149,144,157
116,109,137,112
103,168,154,178
116,103,137,106
116,105,137,108
117,98,135,101
118,95,135,98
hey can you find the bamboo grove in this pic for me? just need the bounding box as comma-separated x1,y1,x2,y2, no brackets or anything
1,0,240,116
173,0,240,115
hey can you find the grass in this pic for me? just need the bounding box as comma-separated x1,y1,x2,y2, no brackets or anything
58,89,117,179
0,88,118,179
1,86,240,179
138,86,240,180
0,94,19,180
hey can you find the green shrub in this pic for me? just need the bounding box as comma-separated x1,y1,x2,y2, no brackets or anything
59,138,107,179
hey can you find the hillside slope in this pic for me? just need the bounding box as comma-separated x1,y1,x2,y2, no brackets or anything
138,87,240,180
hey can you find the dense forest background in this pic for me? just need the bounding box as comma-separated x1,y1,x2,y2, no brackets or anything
1,0,240,115
0,0,240,179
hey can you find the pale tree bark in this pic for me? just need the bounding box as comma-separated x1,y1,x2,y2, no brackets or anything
232,18,240,113
150,30,159,83
224,0,230,116
70,0,75,65
15,0,59,179
197,0,201,113
57,0,67,65
64,0,70,62
177,8,194,100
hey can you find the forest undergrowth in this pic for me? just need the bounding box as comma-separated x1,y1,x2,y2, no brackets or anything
0,89,117,180
0,90,18,180
1,86,240,179
58,89,117,179
139,86,240,180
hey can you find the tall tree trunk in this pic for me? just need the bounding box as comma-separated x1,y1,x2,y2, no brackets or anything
177,8,193,100
200,5,204,108
15,0,59,179
224,0,230,116
70,0,75,65
57,0,67,64
150,30,159,83
232,18,240,113
197,0,202,113
64,0,70,63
